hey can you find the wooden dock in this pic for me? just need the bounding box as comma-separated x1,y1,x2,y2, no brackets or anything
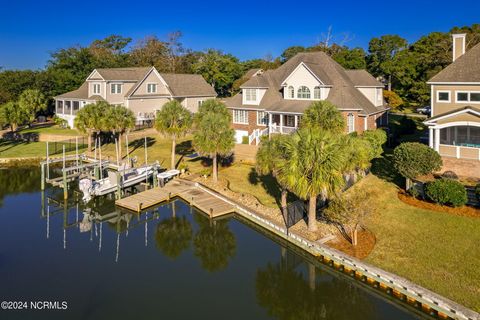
115,180,235,218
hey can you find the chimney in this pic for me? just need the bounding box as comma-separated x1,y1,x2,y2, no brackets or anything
452,33,466,62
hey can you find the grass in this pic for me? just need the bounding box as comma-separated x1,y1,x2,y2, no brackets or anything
354,174,480,312
0,140,47,158
19,124,81,136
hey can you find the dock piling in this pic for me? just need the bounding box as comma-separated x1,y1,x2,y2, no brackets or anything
62,145,68,200
41,162,45,191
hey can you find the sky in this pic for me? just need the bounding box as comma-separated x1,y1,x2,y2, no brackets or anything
0,0,479,70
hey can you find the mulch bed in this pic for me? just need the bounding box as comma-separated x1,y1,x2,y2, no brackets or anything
398,191,480,218
327,229,376,260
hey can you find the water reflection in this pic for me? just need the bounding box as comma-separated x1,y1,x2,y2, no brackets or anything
193,214,237,272
0,168,420,319
155,202,193,259
0,167,41,207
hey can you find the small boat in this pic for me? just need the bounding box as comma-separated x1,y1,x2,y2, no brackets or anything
79,165,157,202
157,169,180,187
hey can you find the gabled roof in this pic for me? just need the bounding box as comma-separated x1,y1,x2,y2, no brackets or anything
161,73,217,97
55,67,216,100
227,52,386,115
424,106,480,124
94,67,151,81
428,42,480,83
345,70,384,87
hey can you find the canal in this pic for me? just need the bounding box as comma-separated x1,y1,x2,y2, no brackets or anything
0,168,424,319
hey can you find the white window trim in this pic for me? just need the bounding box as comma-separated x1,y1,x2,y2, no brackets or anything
92,83,101,95
110,83,123,94
455,91,480,104
233,109,249,124
197,100,204,107
296,86,311,100
257,111,267,126
244,88,257,103
347,113,355,133
436,90,451,103
313,86,321,100
147,82,158,94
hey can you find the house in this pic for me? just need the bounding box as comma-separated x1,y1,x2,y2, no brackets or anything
223,52,388,144
54,67,216,128
425,34,480,166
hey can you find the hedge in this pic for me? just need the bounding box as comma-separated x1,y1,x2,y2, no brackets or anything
425,178,467,207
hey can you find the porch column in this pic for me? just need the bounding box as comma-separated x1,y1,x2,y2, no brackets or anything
294,115,298,128
62,100,65,114
268,113,273,137
280,114,284,134
434,128,440,152
429,127,434,148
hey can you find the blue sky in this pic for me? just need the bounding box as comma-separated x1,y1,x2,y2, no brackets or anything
0,0,479,70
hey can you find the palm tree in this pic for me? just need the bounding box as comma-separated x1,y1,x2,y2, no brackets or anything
155,100,192,169
300,101,346,134
18,89,47,123
342,135,372,183
195,99,230,124
277,128,348,232
104,105,135,163
74,102,104,151
256,134,291,212
0,102,29,132
193,101,235,183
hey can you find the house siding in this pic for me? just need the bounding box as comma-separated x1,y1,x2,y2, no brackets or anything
128,97,170,116
230,109,266,134
431,84,480,116
131,71,170,96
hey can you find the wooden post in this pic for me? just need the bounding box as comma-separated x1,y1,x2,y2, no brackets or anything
144,136,148,165
209,208,213,218
137,202,142,213
41,162,45,191
63,145,68,200
46,141,50,179
116,171,122,199
152,167,158,188
126,134,130,167
75,136,79,168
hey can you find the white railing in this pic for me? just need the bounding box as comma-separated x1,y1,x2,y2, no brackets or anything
268,123,298,135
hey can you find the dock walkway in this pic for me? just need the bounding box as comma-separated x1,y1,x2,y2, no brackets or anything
115,180,234,218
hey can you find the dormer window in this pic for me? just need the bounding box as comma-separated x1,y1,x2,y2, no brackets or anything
288,86,294,98
297,86,311,99
244,89,257,102
93,83,101,95
314,86,321,99
111,83,122,94
147,83,157,94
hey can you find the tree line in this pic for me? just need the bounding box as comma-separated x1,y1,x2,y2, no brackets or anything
0,24,479,112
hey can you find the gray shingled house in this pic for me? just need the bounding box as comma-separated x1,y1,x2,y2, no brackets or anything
54,66,216,128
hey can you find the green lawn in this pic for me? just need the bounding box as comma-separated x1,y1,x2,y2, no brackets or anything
20,125,81,136
354,175,480,312
0,141,47,158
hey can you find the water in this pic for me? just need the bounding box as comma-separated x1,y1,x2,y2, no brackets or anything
0,168,424,320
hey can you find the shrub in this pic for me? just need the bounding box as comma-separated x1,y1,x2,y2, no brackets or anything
425,179,467,207
383,90,403,109
242,135,249,144
361,129,387,159
475,184,480,201
393,142,442,180
442,170,458,180
408,185,420,199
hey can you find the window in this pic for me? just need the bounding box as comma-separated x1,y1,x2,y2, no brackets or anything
455,91,480,103
244,89,257,102
347,113,355,133
93,83,101,95
73,101,80,115
111,83,122,94
56,100,63,114
437,91,450,102
285,115,295,127
233,109,248,124
297,86,311,99
198,100,204,108
147,83,157,94
288,86,295,98
257,111,268,126
472,93,480,102
457,92,468,102
376,88,383,103
314,86,321,99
